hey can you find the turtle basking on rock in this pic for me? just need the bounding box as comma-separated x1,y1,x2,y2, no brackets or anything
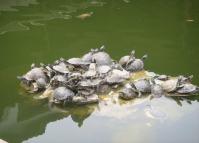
17,46,199,106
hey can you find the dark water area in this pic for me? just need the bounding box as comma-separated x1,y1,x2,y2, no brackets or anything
0,0,199,143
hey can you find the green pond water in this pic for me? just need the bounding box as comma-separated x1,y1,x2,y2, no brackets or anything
0,0,199,143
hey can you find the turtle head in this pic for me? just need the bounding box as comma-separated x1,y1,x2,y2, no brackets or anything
99,45,105,51
150,78,156,85
141,54,148,60
59,57,66,62
130,50,135,57
31,63,36,69
40,62,46,67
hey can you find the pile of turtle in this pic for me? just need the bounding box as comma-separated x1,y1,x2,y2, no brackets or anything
17,46,199,105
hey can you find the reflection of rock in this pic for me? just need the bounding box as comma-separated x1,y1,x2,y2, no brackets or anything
95,93,149,119
0,102,97,143
0,0,38,11
70,105,96,127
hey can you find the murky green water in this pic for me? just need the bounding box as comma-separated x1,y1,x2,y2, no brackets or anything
0,0,199,143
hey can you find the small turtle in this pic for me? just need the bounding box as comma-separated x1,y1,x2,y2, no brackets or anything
67,58,89,66
150,79,164,98
106,69,130,84
52,62,70,74
82,49,95,63
97,65,111,75
72,94,99,105
50,75,67,87
82,63,97,78
157,75,169,81
92,46,112,66
119,83,139,100
119,50,135,68
126,54,147,72
76,12,93,20
177,83,199,95
160,78,181,93
78,78,103,88
17,67,47,85
53,87,75,104
132,79,151,95
178,75,193,84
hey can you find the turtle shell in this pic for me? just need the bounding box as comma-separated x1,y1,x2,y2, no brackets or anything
67,58,89,66
177,83,199,94
53,87,74,101
92,52,112,66
97,65,111,74
133,79,151,93
52,62,70,74
127,59,144,72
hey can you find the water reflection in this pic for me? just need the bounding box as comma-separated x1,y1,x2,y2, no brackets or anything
0,93,198,143
0,0,38,12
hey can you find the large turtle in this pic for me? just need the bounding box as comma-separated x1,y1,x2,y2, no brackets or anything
53,86,75,104
119,50,135,68
176,83,199,95
132,79,151,96
106,69,130,84
91,46,113,66
159,78,181,93
52,62,70,74
126,54,147,72
82,63,97,79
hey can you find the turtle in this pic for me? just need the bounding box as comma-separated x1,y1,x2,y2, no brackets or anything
96,65,111,76
82,49,95,63
52,62,70,74
157,75,169,81
178,75,193,84
132,79,151,96
91,46,113,66
119,50,135,68
150,78,164,98
119,83,139,100
159,78,181,93
53,86,75,104
78,78,103,88
176,83,199,95
126,54,147,72
50,75,67,87
17,67,47,85
82,63,97,78
106,69,130,84
36,77,48,89
76,12,93,20
67,58,89,66
72,94,99,105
